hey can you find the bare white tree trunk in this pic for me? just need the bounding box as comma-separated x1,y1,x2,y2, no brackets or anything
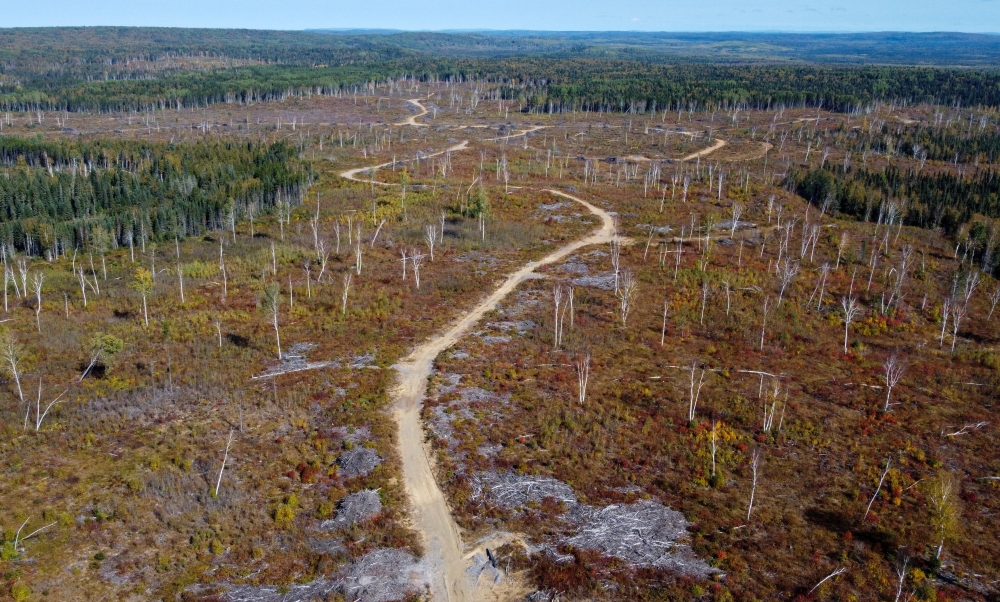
31,272,44,333
864,457,891,520
841,296,860,353
341,273,352,315
688,361,706,422
617,269,639,326
213,430,235,497
883,355,905,411
746,449,762,521
575,353,590,404
553,286,563,348
425,224,437,261
411,252,424,289
661,298,669,346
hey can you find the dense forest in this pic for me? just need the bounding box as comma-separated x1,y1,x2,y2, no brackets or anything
2,29,1000,114
0,137,308,254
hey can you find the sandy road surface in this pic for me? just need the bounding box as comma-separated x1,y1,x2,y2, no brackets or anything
680,138,727,161
389,190,615,600
338,140,469,184
396,98,431,127
483,125,548,142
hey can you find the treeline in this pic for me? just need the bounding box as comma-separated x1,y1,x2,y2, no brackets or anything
788,163,1000,236
7,59,1000,116
0,136,309,255
513,62,1000,114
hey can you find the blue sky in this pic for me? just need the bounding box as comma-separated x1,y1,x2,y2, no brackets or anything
4,0,998,33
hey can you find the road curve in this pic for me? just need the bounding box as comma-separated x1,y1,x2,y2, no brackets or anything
390,190,616,601
680,138,727,161
396,98,431,127
338,140,469,184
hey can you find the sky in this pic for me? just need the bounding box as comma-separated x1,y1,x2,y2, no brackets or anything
3,0,999,33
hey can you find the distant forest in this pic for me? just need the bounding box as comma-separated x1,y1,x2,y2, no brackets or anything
1,28,1000,114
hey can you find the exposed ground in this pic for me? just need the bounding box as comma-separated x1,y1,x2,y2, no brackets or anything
1,77,999,602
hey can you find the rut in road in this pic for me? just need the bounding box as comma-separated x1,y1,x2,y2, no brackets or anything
389,190,615,600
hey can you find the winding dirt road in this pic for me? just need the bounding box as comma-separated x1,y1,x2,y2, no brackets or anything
396,98,431,127
679,138,727,161
338,140,469,184
389,191,615,600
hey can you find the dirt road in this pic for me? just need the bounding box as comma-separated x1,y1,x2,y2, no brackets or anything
338,140,469,184
680,138,727,161
396,98,431,127
390,190,616,601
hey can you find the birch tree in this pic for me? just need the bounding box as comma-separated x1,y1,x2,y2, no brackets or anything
0,330,25,410
411,251,424,289
987,284,1000,320
940,297,953,348
951,302,967,353
575,353,590,404
687,361,706,422
730,202,744,238
926,471,959,561
31,379,68,432
747,449,763,522
553,285,563,348
341,273,352,315
864,457,891,520
617,269,639,326
610,237,621,294
213,429,235,498
262,283,282,360
130,268,153,327
760,296,770,351
841,296,860,353
425,224,437,261
31,272,43,333
776,258,799,307
883,355,905,411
